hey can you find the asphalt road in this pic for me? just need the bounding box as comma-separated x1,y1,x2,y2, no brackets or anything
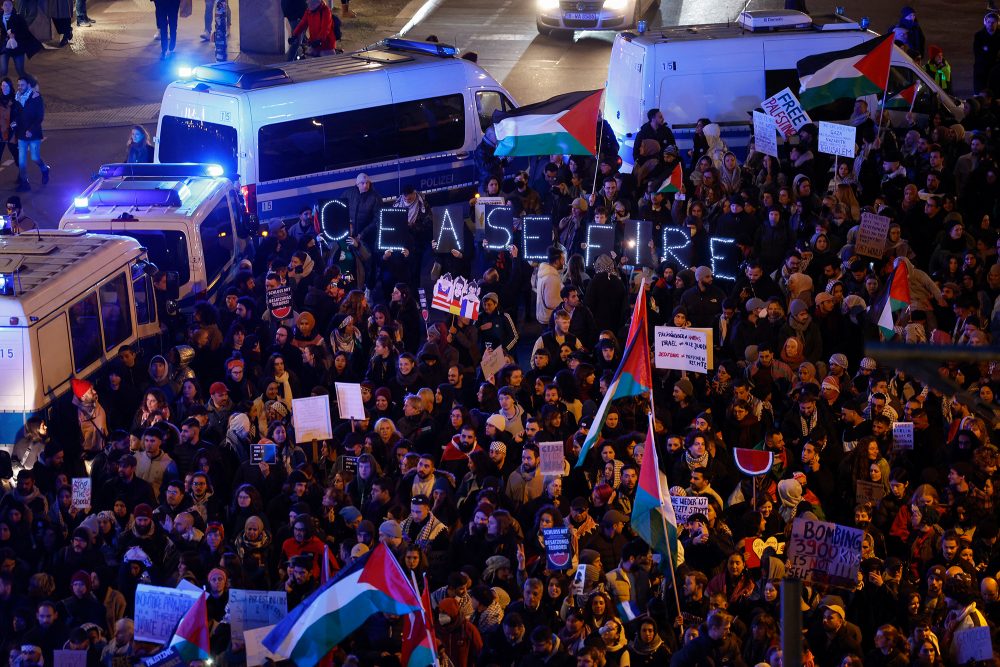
18,0,988,226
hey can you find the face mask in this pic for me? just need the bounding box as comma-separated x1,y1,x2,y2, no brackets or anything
438,614,452,625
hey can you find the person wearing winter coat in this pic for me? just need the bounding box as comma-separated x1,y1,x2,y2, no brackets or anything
534,246,564,326
0,0,42,77
670,610,746,666
71,379,108,456
585,254,628,335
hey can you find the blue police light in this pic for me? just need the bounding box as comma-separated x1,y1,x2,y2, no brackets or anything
206,164,224,177
382,38,458,57
859,16,870,29
74,197,89,210
178,65,194,79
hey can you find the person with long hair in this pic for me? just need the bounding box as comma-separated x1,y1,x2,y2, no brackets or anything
124,125,153,163
0,78,16,166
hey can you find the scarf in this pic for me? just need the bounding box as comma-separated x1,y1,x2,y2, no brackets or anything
14,89,30,107
685,449,709,471
787,312,812,334
332,328,359,354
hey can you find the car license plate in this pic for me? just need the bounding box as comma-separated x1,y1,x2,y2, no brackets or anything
565,12,597,20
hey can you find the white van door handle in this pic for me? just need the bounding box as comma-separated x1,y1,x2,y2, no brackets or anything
456,152,470,160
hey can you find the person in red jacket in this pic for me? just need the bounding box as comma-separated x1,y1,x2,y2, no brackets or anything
290,0,335,55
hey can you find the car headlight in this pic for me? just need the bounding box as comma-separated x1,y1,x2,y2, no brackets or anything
604,0,627,9
537,0,559,9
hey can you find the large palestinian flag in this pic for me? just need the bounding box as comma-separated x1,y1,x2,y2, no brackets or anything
492,90,603,157
797,34,894,110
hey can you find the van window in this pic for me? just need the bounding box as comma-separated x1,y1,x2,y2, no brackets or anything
134,274,153,324
257,94,466,182
476,91,513,132
68,291,102,372
38,314,71,392
200,200,235,286
117,231,191,286
100,272,133,351
887,66,935,115
159,116,239,175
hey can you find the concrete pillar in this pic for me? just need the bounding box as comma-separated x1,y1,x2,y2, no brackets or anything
238,0,283,54
17,0,52,43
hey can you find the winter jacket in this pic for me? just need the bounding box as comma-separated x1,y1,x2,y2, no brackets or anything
291,1,335,51
534,261,563,325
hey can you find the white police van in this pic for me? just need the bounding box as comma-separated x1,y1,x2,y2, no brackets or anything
154,38,518,225
59,163,255,309
0,230,160,446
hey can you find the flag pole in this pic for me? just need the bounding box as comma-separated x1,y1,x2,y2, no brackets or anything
592,93,606,197
409,571,441,667
648,412,685,635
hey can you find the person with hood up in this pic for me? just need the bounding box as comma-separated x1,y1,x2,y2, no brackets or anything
535,246,564,327
780,298,823,363
701,122,728,170
585,254,628,334
146,354,178,404
71,379,107,455
629,616,670,667
224,412,253,464
888,6,925,59
435,596,483,667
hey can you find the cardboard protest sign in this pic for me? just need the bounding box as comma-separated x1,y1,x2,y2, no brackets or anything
818,121,856,158
133,584,202,643
475,196,506,229
761,87,812,136
585,223,616,267
430,274,481,320
484,205,515,251
654,326,711,373
622,220,654,267
377,208,410,252
228,589,288,637
266,285,293,320
856,479,886,505
333,383,366,421
244,625,283,667
538,441,565,477
480,345,507,383
432,203,466,254
854,212,891,259
521,215,553,262
752,110,779,158
892,422,914,450
71,478,90,510
319,199,351,241
292,395,334,442
543,527,572,570
955,626,993,663
671,495,709,523
786,517,863,589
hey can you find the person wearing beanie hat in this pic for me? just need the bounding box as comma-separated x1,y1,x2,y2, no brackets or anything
378,519,403,547
63,570,107,630
680,264,726,328
674,377,694,399
71,376,108,455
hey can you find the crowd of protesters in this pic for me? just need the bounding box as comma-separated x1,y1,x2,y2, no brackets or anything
0,10,999,667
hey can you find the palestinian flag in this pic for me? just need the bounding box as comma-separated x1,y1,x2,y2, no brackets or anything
493,90,603,157
632,417,679,569
875,258,911,339
401,575,438,667
657,163,683,194
886,82,918,109
576,280,652,467
168,591,211,663
797,34,894,110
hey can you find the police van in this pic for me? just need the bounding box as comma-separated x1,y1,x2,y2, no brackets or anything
59,163,255,308
0,230,160,446
154,38,518,224
605,10,965,167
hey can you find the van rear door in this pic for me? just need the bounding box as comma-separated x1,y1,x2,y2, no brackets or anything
156,87,243,177
606,36,648,168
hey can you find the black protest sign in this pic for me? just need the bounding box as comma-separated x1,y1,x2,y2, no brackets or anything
484,205,515,251
377,208,410,252
320,199,351,241
266,285,294,320
661,225,694,269
543,527,572,570
585,223,616,266
432,203,467,254
521,215,553,262
622,219,654,267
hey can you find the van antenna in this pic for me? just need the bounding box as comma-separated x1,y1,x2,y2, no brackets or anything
732,0,753,26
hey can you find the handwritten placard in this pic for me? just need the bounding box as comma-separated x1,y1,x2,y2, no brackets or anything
480,345,507,383
671,495,709,523
133,584,201,643
228,589,288,637
762,87,812,136
292,395,334,442
855,212,891,259
71,477,91,510
818,121,856,158
538,441,565,477
654,326,711,373
786,518,863,589
892,421,914,450
856,479,886,505
244,624,284,667
334,382,366,421
753,110,779,158
955,625,993,663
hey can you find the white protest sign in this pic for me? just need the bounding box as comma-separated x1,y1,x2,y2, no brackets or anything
244,625,284,667
133,584,202,643
753,111,779,158
71,478,91,510
228,589,288,637
956,626,993,663
292,395,334,442
480,345,507,383
654,326,711,373
475,196,505,229
855,212,891,259
333,382,366,421
671,495,709,523
176,578,202,593
818,121,856,158
786,518,863,589
571,564,587,595
53,651,87,667
892,421,914,450
761,87,812,136
538,441,565,477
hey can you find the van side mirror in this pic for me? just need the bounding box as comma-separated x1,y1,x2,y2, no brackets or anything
164,271,180,300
